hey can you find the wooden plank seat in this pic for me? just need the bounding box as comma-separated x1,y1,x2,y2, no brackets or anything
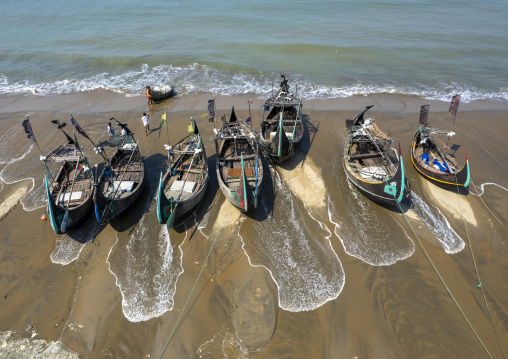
58,191,84,205
180,168,204,175
219,154,257,161
224,167,255,183
349,152,383,160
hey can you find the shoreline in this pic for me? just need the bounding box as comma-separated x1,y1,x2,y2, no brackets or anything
1,91,508,117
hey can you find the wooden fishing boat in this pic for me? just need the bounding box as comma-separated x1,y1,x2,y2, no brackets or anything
260,75,304,164
147,85,175,103
344,105,407,206
410,102,470,189
93,133,145,224
43,135,94,234
157,118,209,229
215,107,263,212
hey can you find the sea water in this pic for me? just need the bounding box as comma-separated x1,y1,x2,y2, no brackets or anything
1,0,507,102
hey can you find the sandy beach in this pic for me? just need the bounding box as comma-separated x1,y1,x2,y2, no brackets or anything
1,91,508,358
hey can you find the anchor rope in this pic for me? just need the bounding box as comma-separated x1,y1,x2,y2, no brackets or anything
419,128,504,356
158,201,231,359
451,178,506,359
394,196,493,359
470,178,505,227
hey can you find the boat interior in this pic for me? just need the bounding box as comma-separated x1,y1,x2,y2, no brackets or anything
219,139,259,190
103,150,143,199
164,138,207,201
347,135,398,182
53,162,92,208
414,136,460,174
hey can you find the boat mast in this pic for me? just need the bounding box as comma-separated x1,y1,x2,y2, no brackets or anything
444,94,461,159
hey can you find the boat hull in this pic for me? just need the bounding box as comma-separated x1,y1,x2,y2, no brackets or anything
215,118,263,212
150,86,175,102
260,127,303,164
157,135,209,227
44,161,94,234
410,127,470,190
343,106,406,206
93,147,145,224
343,155,406,206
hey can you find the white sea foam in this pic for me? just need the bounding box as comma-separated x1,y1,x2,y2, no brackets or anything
239,171,344,312
333,176,415,266
50,218,98,265
1,63,505,103
107,223,184,322
471,182,508,197
50,237,86,265
410,192,465,254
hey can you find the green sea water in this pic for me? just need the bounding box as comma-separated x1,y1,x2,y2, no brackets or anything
1,0,507,100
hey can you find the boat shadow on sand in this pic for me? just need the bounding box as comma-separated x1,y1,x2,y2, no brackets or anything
241,157,275,222
62,214,106,244
242,114,316,222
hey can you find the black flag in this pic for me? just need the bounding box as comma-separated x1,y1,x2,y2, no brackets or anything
419,104,429,126
208,99,215,118
74,132,83,154
22,118,36,143
194,120,200,135
230,106,237,122
448,94,461,117
70,116,90,140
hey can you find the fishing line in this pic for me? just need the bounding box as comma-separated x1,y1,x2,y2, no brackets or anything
394,196,494,359
452,176,506,359
469,178,505,227
158,200,232,359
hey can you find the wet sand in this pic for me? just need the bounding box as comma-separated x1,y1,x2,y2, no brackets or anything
1,91,508,358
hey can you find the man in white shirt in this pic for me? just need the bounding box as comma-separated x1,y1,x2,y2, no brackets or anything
142,112,150,136
107,122,115,138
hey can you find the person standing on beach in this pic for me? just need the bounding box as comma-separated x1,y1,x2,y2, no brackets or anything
142,113,150,136
107,122,115,138
146,86,152,105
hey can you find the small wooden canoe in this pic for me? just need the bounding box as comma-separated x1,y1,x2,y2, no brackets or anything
93,134,145,224
344,105,407,206
44,142,94,233
215,107,263,212
410,126,469,189
148,85,175,103
157,118,209,229
260,75,304,164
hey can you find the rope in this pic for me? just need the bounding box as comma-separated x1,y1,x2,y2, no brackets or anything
172,192,208,229
158,201,231,359
470,178,505,227
452,179,506,358
419,128,504,356
394,197,493,358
